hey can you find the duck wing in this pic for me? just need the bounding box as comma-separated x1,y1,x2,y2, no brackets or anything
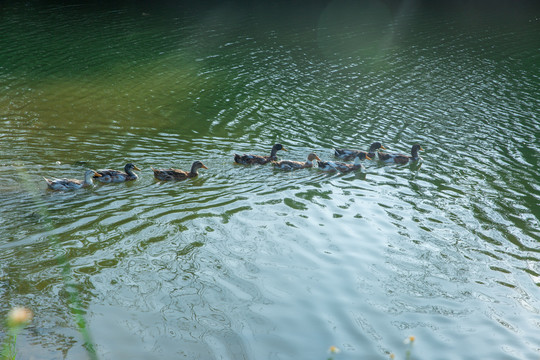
45,178,83,190
234,154,271,165
152,168,189,181
334,149,361,160
96,169,124,177
392,155,411,164
377,152,393,162
95,169,132,182
272,160,306,170
317,161,339,172
378,152,410,164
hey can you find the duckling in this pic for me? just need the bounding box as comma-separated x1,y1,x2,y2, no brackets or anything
318,155,366,173
94,163,141,183
234,143,287,165
334,142,384,161
151,161,208,181
378,144,423,164
44,170,102,190
272,153,321,170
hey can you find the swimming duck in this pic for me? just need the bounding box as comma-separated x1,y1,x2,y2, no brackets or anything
317,160,340,172
272,152,321,170
151,161,208,181
334,142,384,161
94,163,141,183
317,155,366,173
234,143,287,165
44,170,102,190
378,144,424,164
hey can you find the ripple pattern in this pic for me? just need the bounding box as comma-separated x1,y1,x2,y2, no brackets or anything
1,2,540,359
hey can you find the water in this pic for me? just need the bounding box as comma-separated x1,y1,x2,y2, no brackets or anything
1,1,540,359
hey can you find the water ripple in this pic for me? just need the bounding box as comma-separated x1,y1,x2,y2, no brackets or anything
1,2,540,359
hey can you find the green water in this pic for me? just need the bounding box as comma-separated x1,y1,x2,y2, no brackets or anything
1,1,540,359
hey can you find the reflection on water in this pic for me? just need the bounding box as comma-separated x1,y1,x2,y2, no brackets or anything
1,1,540,359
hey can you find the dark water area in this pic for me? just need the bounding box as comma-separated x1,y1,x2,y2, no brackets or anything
1,0,539,359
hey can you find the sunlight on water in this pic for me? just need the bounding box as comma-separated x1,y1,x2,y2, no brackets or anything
1,1,540,359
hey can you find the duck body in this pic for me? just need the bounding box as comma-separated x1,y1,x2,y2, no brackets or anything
318,155,366,173
152,161,207,181
44,170,101,190
317,160,340,172
333,149,369,161
378,144,423,164
95,163,141,183
272,153,321,170
334,142,384,161
234,143,287,165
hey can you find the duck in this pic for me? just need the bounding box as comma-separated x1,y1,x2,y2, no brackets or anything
317,154,366,173
334,142,385,161
272,153,321,170
94,163,141,183
44,170,102,190
378,144,424,164
317,160,340,172
151,161,208,181
234,143,287,165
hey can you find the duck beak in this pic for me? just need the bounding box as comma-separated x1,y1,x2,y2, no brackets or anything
134,165,142,171
201,164,208,169
366,155,372,160
282,147,288,151
380,145,386,150
315,155,321,161
420,147,424,151
94,172,102,177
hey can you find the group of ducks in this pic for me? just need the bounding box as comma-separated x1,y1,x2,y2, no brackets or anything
43,142,424,191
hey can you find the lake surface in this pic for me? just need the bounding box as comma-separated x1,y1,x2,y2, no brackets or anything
1,1,539,359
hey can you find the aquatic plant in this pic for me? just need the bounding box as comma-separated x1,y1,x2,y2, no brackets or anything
1,307,33,360
404,335,416,360
12,168,99,360
390,336,416,360
327,345,341,360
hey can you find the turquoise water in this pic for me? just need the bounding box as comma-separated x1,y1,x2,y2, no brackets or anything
1,1,539,359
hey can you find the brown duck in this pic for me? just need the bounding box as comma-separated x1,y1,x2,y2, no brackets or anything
152,161,208,181
272,152,321,170
44,170,102,190
334,142,384,161
318,154,366,173
234,143,287,165
94,163,141,183
378,144,424,164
